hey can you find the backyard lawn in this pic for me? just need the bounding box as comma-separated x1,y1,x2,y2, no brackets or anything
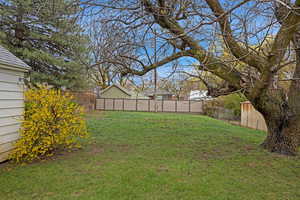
1,111,299,200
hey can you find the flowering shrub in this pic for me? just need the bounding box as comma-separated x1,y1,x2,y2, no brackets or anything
10,86,88,163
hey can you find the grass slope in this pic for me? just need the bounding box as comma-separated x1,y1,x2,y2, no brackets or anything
1,111,299,200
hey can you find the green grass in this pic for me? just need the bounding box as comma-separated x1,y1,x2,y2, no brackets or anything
1,111,299,200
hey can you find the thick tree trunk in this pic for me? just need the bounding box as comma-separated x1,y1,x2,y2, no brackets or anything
260,116,299,155
248,82,299,155
289,38,300,145
247,36,300,155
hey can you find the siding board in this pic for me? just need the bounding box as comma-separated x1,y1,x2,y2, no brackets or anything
0,91,24,100
0,116,21,126
0,82,23,92
0,132,19,145
0,108,23,118
0,124,21,136
0,72,22,83
0,68,24,76
0,99,24,108
0,151,10,162
0,142,15,154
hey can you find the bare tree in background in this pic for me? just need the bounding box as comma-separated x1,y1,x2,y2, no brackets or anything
85,18,136,89
83,0,300,155
159,73,191,100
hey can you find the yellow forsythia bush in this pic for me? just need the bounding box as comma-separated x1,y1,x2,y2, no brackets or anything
10,86,88,163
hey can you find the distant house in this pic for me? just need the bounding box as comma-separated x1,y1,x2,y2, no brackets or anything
0,45,30,162
145,90,174,100
99,84,149,99
189,90,212,100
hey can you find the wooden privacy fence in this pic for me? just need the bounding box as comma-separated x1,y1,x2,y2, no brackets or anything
96,98,203,113
69,91,96,112
241,101,268,132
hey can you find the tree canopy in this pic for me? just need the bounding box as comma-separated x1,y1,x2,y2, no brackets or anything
0,0,89,89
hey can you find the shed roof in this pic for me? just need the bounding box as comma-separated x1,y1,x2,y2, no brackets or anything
0,45,30,70
100,84,132,96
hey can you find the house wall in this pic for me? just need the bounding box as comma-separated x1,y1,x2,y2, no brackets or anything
0,66,26,162
100,86,131,99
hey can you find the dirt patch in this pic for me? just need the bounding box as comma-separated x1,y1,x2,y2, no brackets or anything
116,144,132,152
194,137,257,160
71,189,86,197
157,165,169,173
197,149,233,160
87,143,133,156
50,147,83,158
0,159,10,168
89,144,104,155
243,145,255,151
1,147,84,168
1,142,133,169
85,111,105,120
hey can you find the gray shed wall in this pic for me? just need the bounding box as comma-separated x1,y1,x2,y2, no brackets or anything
0,66,26,162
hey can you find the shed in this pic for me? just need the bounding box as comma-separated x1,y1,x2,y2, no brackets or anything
0,45,30,162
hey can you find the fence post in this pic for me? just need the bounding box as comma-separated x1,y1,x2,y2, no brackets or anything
246,110,249,128
148,99,150,112
122,98,125,111
104,98,106,110
256,120,259,130
189,100,191,113
162,99,164,112
175,100,177,112
113,98,115,110
136,99,138,111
